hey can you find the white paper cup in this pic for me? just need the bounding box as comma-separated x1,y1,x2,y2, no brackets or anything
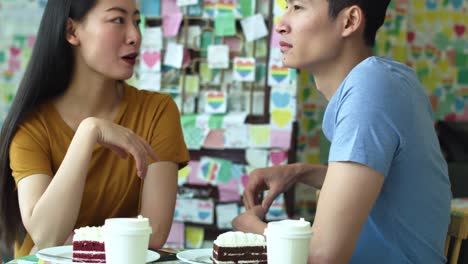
264,218,312,264
103,216,152,264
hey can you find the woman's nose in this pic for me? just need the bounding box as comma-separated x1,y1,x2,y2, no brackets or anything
127,24,141,47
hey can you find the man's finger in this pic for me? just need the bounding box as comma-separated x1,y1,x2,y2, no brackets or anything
261,190,277,210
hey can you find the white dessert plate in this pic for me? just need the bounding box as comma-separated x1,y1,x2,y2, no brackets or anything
37,245,160,263
176,248,212,264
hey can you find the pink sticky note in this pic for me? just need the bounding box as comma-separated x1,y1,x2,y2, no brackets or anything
187,161,207,185
218,179,241,202
270,26,281,48
161,0,182,37
202,129,225,149
162,13,183,37
270,130,291,149
165,222,185,248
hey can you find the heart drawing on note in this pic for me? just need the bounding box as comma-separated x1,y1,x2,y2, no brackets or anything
201,161,219,181
270,151,287,165
271,109,292,128
250,126,270,145
270,65,289,83
235,60,255,77
142,50,161,68
206,92,225,110
271,91,291,108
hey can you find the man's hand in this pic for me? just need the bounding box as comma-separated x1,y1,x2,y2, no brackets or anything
232,206,268,235
243,165,299,210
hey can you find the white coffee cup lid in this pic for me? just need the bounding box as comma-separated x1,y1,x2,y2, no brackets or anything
104,215,152,235
264,218,312,238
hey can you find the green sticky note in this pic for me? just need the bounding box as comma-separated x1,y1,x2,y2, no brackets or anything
0,51,5,63
458,69,468,85
255,39,267,57
181,114,197,127
214,13,236,37
200,62,212,82
208,114,225,129
434,32,449,50
455,50,467,68
240,0,253,17
255,63,265,82
139,14,146,35
201,32,213,57
182,75,200,94
289,69,297,81
214,157,233,183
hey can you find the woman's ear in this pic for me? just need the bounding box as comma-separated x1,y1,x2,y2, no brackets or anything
66,18,80,46
341,5,364,38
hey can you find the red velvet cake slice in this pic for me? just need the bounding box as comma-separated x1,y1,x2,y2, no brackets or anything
72,226,105,263
213,231,267,263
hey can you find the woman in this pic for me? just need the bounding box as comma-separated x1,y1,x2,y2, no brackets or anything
0,0,189,258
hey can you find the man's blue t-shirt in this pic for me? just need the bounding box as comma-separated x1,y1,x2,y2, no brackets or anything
322,56,451,263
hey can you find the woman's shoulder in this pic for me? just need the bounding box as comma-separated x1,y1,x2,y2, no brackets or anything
124,83,172,104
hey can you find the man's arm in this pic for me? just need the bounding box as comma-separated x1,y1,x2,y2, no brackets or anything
308,161,384,264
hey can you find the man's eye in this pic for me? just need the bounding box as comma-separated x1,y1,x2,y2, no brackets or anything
293,5,301,10
135,19,141,26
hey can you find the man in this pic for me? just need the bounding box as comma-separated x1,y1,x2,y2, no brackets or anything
232,0,451,263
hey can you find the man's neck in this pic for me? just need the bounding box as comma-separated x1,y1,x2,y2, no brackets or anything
312,45,374,101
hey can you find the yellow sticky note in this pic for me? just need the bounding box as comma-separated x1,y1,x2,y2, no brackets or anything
185,226,204,248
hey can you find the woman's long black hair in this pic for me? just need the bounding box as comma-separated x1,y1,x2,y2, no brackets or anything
0,0,97,251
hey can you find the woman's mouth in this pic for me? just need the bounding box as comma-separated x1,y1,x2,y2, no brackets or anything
121,53,138,66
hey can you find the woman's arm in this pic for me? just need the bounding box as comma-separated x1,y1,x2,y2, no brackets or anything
17,119,98,248
140,161,178,249
17,117,157,249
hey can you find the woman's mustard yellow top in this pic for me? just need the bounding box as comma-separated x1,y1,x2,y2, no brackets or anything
9,84,190,258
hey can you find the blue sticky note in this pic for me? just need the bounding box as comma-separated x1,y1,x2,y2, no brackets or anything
141,0,161,17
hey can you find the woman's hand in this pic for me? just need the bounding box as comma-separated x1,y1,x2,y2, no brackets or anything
80,117,158,178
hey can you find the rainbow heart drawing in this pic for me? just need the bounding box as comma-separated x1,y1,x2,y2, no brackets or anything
206,92,225,111
203,0,217,17
270,65,289,84
234,58,255,80
410,46,423,59
216,0,235,14
424,45,439,60
271,91,291,108
201,161,219,182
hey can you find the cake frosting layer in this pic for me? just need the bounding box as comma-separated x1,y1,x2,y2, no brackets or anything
213,231,266,247
73,226,104,242
213,231,267,264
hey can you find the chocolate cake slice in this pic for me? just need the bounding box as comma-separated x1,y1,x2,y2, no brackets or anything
212,231,267,263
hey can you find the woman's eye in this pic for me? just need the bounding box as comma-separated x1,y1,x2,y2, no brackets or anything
135,19,141,26
293,5,301,10
113,17,125,24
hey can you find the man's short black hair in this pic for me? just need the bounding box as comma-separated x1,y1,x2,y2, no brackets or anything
327,0,391,47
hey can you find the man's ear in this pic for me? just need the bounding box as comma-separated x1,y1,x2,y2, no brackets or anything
66,18,80,46
341,5,364,38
